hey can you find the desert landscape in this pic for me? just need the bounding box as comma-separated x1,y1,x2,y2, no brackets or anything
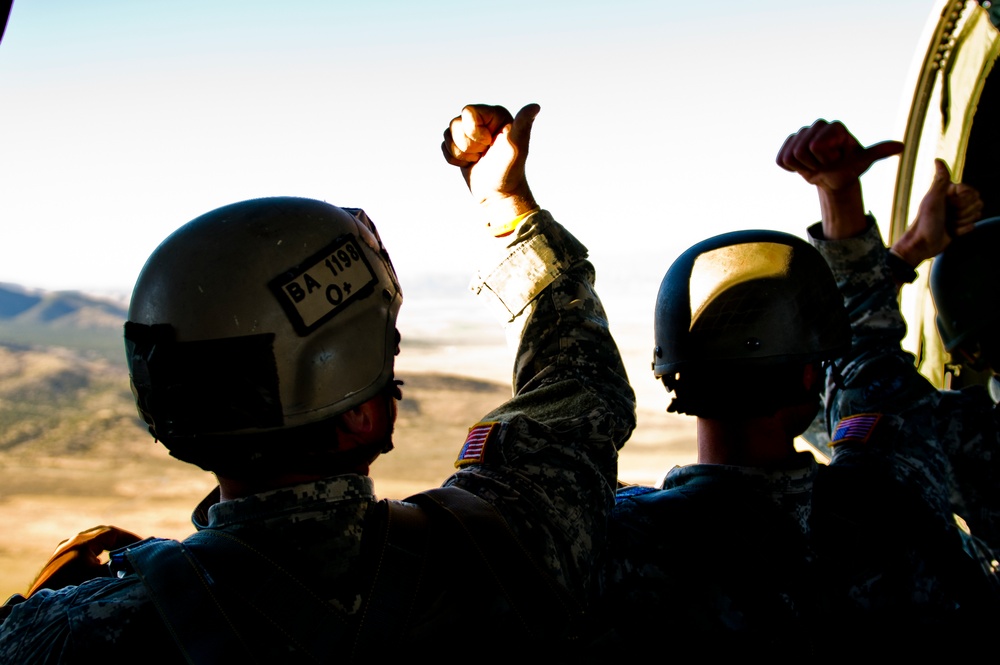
0,284,698,600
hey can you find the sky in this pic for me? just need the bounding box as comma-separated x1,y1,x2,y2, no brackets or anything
1,0,939,310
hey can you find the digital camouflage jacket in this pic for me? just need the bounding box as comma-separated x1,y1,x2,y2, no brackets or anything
0,210,636,662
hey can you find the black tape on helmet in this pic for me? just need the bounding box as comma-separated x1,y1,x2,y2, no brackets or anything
125,197,402,471
652,230,850,416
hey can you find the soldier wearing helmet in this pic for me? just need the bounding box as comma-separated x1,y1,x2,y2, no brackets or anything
652,229,850,422
0,103,635,661
124,199,404,481
930,216,1000,381
590,229,852,655
588,145,995,655
776,118,1000,650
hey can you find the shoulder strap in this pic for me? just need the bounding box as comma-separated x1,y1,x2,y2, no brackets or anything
124,538,254,665
126,489,575,655
351,499,430,654
128,531,354,663
407,486,580,636
186,529,353,660
126,505,434,662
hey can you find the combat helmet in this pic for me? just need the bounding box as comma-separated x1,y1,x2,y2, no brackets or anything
125,197,402,472
931,216,1000,373
652,229,850,416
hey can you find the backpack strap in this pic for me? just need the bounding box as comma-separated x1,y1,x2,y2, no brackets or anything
125,530,357,662
123,537,254,665
123,488,573,656
351,499,430,654
406,486,580,636
184,529,353,660
123,502,433,662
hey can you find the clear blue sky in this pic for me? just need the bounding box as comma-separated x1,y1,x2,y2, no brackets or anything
1,0,936,302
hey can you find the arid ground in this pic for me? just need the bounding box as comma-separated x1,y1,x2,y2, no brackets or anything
0,320,698,600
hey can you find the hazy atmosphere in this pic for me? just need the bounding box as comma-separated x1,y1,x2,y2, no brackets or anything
0,0,941,421
3,0,932,296
0,1,944,597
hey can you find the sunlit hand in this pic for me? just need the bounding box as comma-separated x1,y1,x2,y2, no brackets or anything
441,103,539,226
892,159,983,266
777,119,904,240
947,181,984,231
26,525,142,595
775,118,903,192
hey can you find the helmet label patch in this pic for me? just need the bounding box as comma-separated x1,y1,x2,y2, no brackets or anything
270,234,378,335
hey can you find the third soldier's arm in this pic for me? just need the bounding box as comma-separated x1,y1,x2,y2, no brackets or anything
777,119,921,428
780,120,1000,546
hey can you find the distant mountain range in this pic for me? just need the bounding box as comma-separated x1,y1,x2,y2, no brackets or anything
0,272,475,330
0,276,484,362
0,283,126,329
0,284,127,361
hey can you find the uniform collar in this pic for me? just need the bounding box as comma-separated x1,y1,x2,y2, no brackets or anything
662,451,820,496
192,474,376,530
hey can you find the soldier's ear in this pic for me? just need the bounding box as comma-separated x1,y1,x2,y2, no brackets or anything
339,399,379,436
337,395,397,454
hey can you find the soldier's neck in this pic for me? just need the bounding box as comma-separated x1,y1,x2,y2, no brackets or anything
696,416,797,468
216,467,370,501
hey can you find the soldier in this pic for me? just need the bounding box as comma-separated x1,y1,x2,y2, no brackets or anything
0,103,635,660
591,229,846,655
773,118,1000,649
591,200,994,657
931,217,1000,394
776,118,1000,560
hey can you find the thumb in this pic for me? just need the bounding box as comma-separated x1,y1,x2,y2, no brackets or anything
506,103,540,152
861,139,904,168
927,158,952,193
932,158,952,180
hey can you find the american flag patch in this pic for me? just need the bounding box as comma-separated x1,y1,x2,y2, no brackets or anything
455,422,500,468
830,413,881,446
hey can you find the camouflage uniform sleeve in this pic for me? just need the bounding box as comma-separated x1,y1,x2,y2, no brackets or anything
806,218,933,425
444,209,636,601
0,577,164,662
808,218,1000,551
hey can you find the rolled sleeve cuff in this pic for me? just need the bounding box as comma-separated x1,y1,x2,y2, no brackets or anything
807,216,892,288
470,210,588,323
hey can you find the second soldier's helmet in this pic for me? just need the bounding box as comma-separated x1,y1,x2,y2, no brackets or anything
125,197,402,473
931,216,1000,372
652,230,850,416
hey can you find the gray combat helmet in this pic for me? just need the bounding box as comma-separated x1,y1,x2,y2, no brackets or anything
931,216,1000,372
125,197,402,470
653,229,850,416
